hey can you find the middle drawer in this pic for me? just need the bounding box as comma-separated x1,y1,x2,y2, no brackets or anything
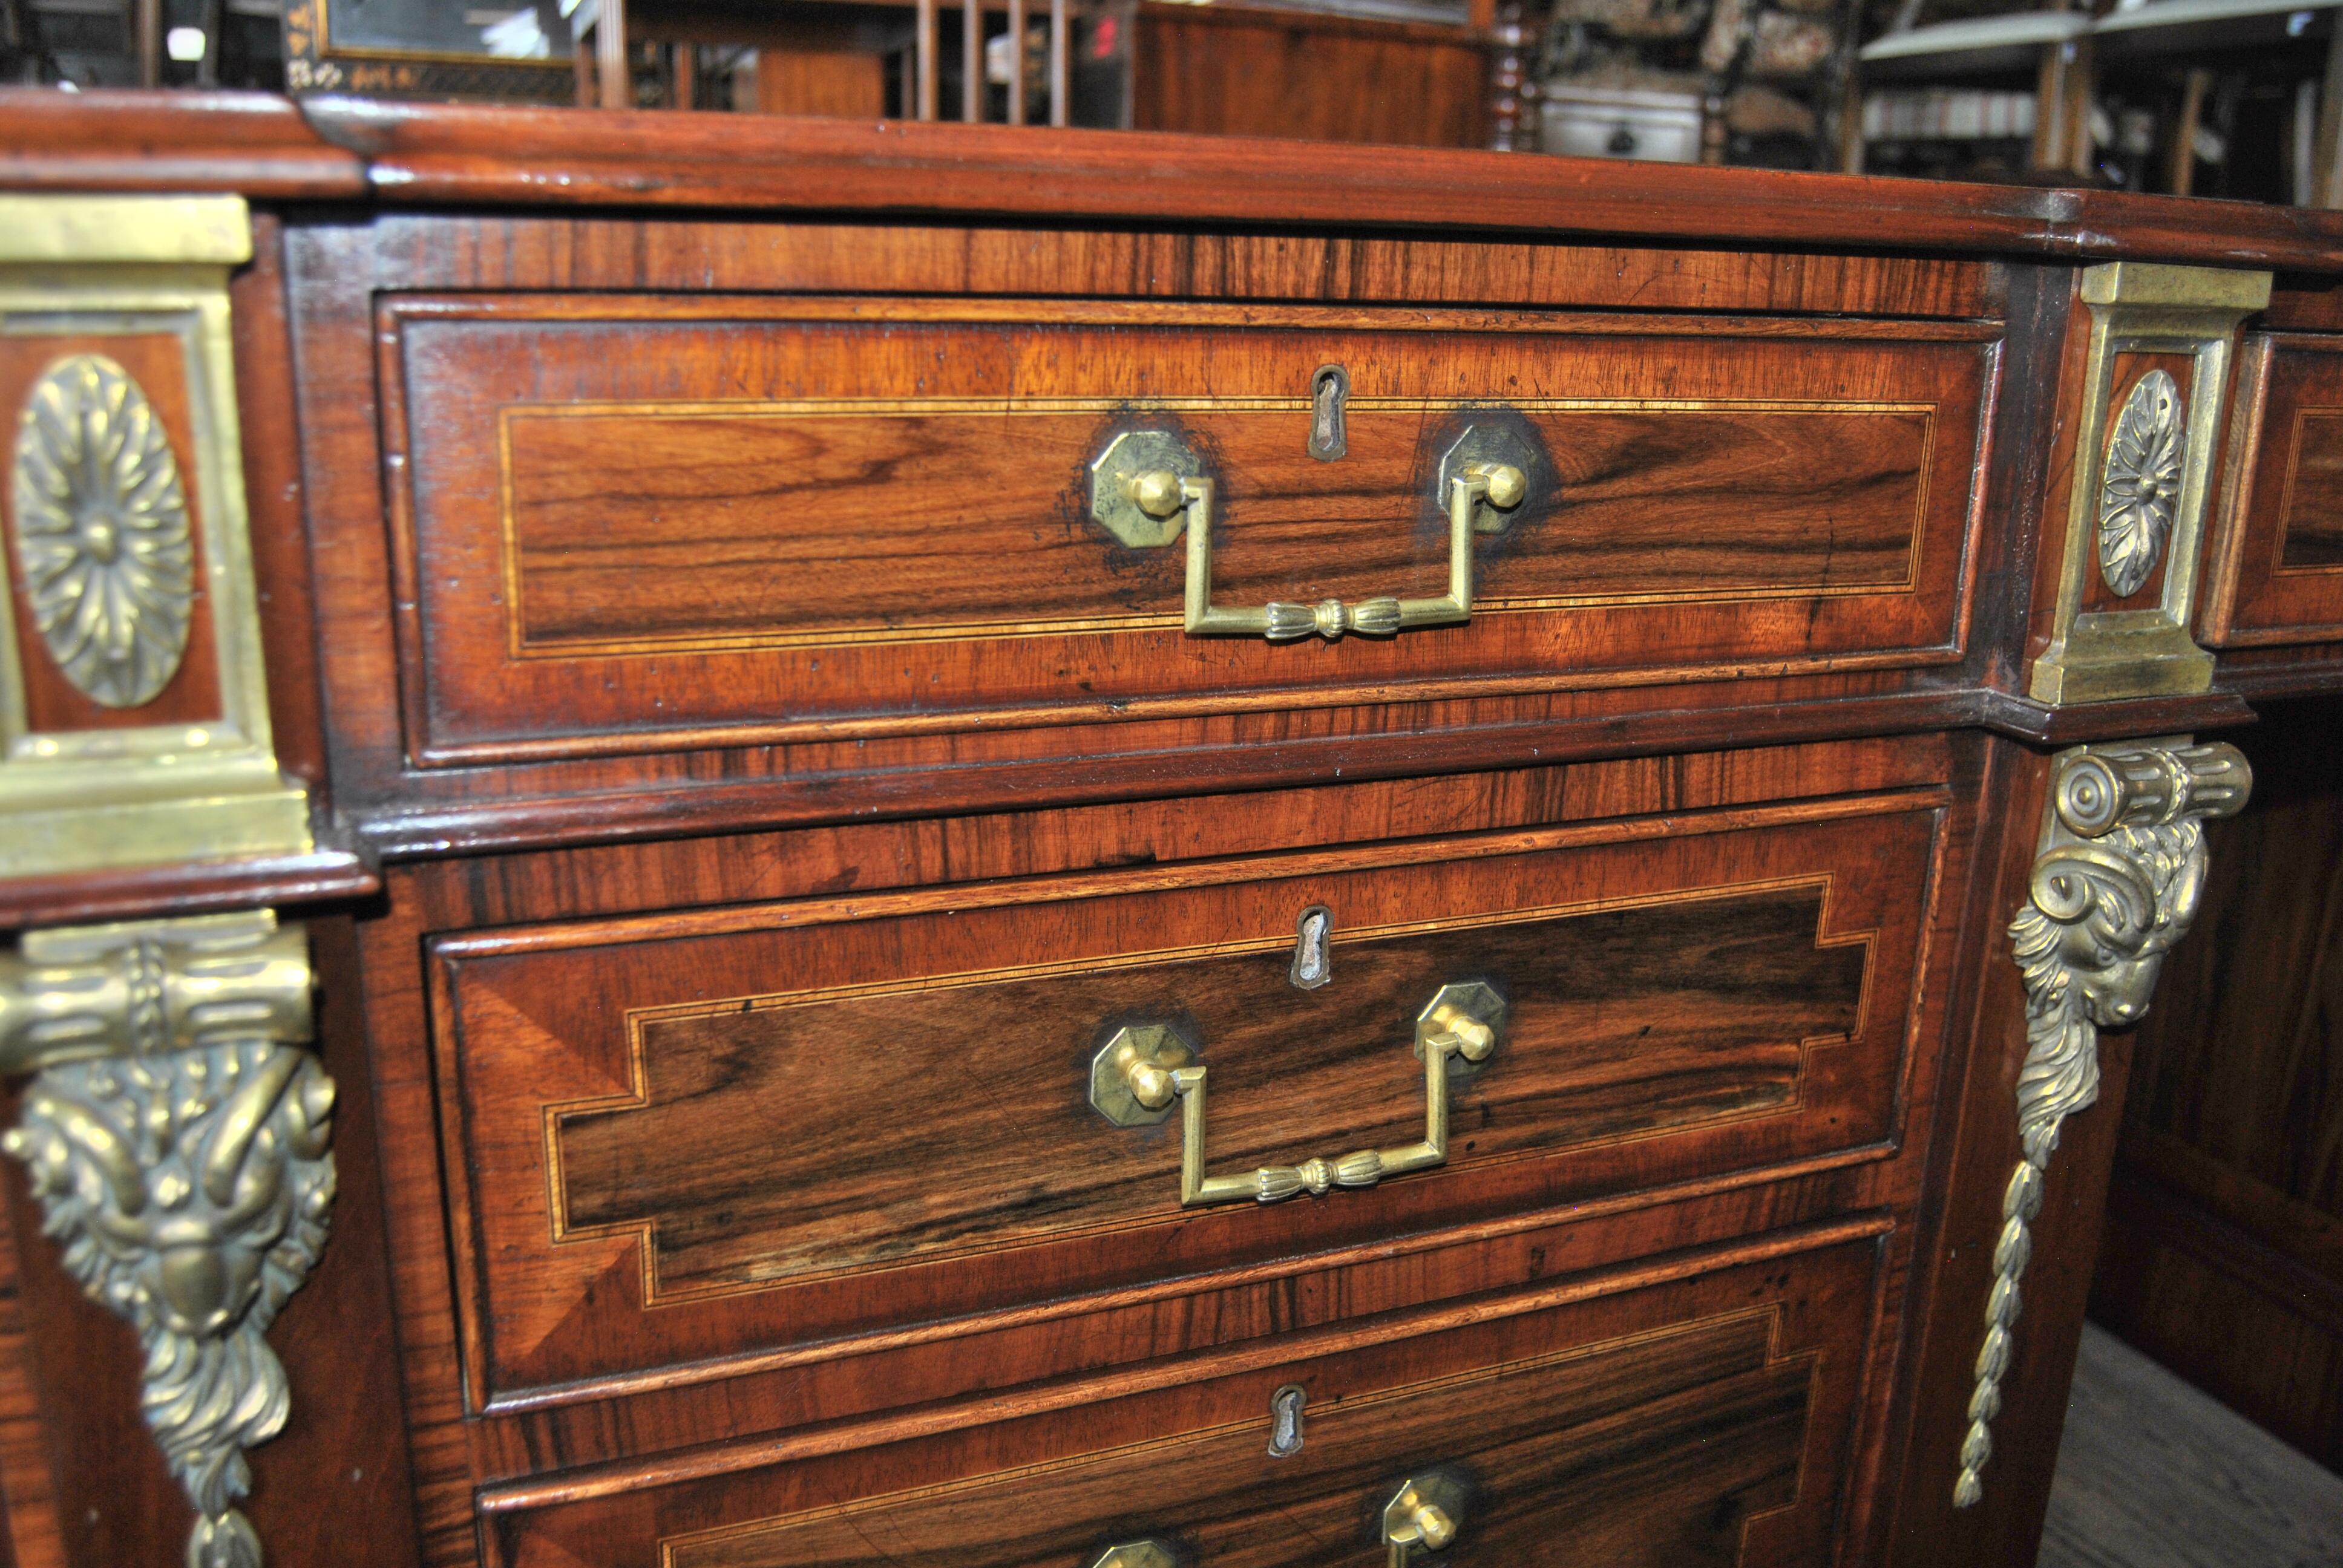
431,794,1939,1412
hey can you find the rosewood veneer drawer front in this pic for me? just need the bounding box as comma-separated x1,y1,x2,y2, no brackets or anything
432,797,1937,1408
2207,333,2343,644
386,298,1993,763
482,1227,1883,1568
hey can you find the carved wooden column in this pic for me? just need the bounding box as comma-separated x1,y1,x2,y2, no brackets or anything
0,197,330,1568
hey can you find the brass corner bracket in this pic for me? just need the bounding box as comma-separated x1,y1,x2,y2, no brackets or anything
2029,263,2270,706
1954,739,2248,1508
0,910,330,1568
0,194,311,878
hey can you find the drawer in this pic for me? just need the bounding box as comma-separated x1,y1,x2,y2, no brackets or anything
478,1224,1886,1568
384,297,1994,764
431,795,1941,1410
2205,333,2343,644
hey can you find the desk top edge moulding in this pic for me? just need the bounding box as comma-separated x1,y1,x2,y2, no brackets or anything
0,191,331,1568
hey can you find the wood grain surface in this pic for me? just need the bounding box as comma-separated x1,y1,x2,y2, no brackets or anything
2203,333,2343,646
2091,698,2343,1469
436,797,1932,1409
0,90,364,194
253,93,2343,274
2040,1325,2343,1568
345,736,1981,1567
480,1233,1884,1568
386,295,1988,763
5,84,2343,1568
1131,3,1488,148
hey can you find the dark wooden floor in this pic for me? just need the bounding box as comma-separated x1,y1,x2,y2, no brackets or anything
2042,1324,2343,1567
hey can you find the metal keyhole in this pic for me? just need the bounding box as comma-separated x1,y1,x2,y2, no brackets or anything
1267,1384,1308,1457
1309,365,1348,462
1290,905,1332,990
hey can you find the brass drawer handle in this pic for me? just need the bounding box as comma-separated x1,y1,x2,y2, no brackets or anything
1383,1475,1467,1566
1089,428,1527,642
1090,1545,1175,1568
1089,982,1504,1207
1083,1475,1465,1568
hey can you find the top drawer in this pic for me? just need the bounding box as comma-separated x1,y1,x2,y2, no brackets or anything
385,299,1994,765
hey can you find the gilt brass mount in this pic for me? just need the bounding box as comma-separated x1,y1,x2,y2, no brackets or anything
1089,1544,1177,1568
0,910,330,1568
1089,981,1504,1207
2029,262,2270,704
0,195,312,877
1952,739,2248,1509
1437,424,1539,534
1383,1474,1467,1566
1091,430,1202,548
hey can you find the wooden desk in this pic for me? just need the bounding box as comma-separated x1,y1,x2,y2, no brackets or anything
0,91,2336,1568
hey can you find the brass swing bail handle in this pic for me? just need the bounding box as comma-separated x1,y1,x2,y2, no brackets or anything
1121,461,1525,642
1089,981,1506,1208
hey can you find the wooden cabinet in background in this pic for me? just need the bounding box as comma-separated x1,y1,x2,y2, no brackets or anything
1130,3,1490,147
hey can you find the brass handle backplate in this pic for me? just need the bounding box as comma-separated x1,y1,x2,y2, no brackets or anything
1088,426,1528,642
1089,981,1504,1207
1383,1475,1467,1567
1089,1543,1176,1568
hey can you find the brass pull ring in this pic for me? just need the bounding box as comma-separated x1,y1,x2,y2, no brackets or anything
1089,982,1504,1208
1106,454,1523,642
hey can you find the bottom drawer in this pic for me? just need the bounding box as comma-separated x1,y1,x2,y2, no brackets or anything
483,1221,1886,1568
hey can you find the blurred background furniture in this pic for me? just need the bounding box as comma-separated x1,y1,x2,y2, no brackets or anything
1529,0,1859,166
1856,0,2343,201
9,0,2342,190
569,0,1074,120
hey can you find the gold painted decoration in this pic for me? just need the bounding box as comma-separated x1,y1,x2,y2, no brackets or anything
0,912,330,1568
10,354,196,708
1953,741,2249,1509
2097,370,2183,598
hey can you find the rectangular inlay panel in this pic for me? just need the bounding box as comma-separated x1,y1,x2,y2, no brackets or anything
387,298,1993,761
431,799,1937,1408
